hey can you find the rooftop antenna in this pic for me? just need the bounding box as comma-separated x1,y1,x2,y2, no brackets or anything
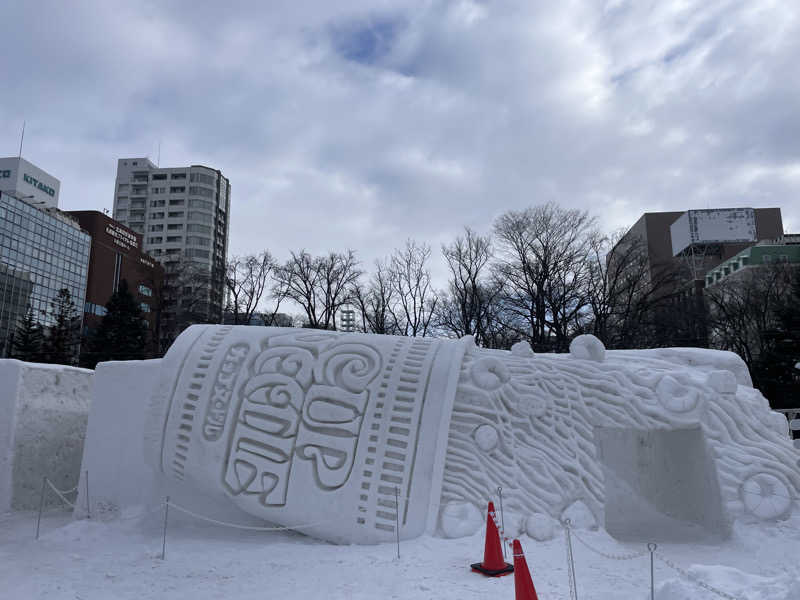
18,121,25,159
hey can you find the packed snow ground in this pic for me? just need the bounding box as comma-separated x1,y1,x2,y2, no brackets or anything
2,506,798,600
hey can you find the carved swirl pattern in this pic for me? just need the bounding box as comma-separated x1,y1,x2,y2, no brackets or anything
222,333,382,507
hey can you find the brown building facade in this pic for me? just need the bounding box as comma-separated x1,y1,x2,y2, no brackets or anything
67,211,164,351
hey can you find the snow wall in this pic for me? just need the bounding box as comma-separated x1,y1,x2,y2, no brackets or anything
0,360,93,511
77,326,799,544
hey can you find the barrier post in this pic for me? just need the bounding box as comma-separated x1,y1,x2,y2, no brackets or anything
497,486,507,559
35,476,47,540
648,543,657,600
564,518,578,600
161,497,170,560
85,470,90,519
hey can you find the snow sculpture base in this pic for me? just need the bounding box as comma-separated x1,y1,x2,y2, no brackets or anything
0,360,92,511
78,326,799,544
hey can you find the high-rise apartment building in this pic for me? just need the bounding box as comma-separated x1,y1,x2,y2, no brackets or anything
112,158,230,347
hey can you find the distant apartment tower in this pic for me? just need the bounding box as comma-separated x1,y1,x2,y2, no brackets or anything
112,158,230,346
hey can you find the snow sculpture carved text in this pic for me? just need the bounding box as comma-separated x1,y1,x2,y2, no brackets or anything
144,326,799,544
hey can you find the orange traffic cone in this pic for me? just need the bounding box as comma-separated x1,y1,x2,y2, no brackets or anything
512,539,539,600
471,501,514,577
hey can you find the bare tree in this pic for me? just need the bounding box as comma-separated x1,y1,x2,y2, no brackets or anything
159,255,212,351
351,259,397,334
706,262,796,368
437,227,503,346
493,203,595,352
389,240,438,337
225,251,276,325
273,250,362,330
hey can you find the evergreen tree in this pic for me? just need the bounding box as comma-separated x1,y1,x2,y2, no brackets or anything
756,269,800,409
83,279,148,368
11,305,43,362
41,288,81,365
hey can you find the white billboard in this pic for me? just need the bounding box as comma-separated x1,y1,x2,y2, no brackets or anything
671,208,756,255
0,157,60,209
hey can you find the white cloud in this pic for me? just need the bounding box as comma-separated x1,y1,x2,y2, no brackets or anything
1,0,798,281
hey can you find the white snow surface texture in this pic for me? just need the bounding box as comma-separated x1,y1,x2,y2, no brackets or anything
0,360,92,511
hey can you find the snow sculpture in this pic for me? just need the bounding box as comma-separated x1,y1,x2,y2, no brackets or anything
142,325,799,544
0,360,92,511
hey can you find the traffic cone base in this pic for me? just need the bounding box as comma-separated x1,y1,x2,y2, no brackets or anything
471,501,514,577
470,561,514,577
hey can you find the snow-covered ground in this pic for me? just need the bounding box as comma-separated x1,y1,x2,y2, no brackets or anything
2,506,798,600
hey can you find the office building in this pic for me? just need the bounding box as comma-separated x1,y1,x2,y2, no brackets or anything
111,158,230,347
0,191,90,358
67,211,164,351
705,241,800,287
619,207,783,286
0,157,61,209
612,207,785,346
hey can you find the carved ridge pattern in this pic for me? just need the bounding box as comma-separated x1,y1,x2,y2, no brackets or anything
170,326,233,481
355,338,436,534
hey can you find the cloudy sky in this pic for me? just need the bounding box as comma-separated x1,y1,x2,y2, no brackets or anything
2,0,798,279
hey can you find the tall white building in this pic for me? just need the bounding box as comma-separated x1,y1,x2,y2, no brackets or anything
112,158,230,346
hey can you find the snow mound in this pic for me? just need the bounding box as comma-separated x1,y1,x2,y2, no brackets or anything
655,564,800,600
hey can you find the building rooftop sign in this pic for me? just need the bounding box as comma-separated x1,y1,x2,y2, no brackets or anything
0,156,61,209
670,208,756,256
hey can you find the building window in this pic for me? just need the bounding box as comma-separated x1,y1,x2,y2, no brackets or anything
150,212,165,219
152,173,167,180
169,186,186,193
763,255,772,264
189,186,214,198
167,223,183,231
151,187,166,194
168,211,184,218
186,224,211,234
169,199,185,206
187,211,213,224
171,173,187,180
138,284,153,297
147,236,163,244
149,224,164,232
118,184,129,191
166,235,183,243
187,236,211,247
150,200,165,208
188,199,213,210
140,302,151,313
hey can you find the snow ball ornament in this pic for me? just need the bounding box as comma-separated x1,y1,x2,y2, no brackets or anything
470,357,511,390
740,473,793,520
511,341,535,357
656,375,700,413
473,424,499,452
560,500,597,530
439,502,483,538
525,513,556,541
569,335,606,362
706,370,737,394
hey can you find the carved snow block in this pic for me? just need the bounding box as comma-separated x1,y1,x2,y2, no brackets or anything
0,360,92,511
144,326,466,544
